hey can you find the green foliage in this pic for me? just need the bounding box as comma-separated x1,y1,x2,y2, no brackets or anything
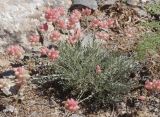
141,20,160,31
33,40,137,106
145,3,160,15
136,33,160,60
136,17,160,60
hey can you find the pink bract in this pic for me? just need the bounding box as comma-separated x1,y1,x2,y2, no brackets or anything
50,31,61,41
96,32,110,41
7,45,24,58
29,35,40,45
40,47,49,56
39,23,48,32
91,18,101,28
45,8,61,22
13,67,25,77
64,98,80,112
68,29,81,45
138,96,146,101
56,19,67,29
96,65,102,74
81,8,92,16
47,48,59,61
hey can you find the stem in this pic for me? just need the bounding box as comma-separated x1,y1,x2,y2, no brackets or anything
79,93,95,103
77,90,84,102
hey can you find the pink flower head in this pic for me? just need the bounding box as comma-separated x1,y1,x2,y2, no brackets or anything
81,8,92,16
74,28,81,39
67,20,76,29
13,67,25,77
56,19,67,29
68,35,77,45
138,96,146,101
40,47,49,56
39,23,48,32
145,80,153,90
106,19,114,27
91,18,101,28
68,10,81,25
57,7,65,16
145,80,160,92
64,98,80,112
0,79,7,88
96,65,102,74
71,9,81,20
29,35,40,45
153,80,160,91
7,45,24,58
96,32,110,41
68,0,72,6
47,48,59,61
99,21,109,29
45,8,61,22
50,31,61,41
68,29,81,45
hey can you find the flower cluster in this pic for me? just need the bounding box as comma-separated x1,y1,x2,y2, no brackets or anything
64,98,80,112
81,8,92,16
40,47,59,61
96,65,102,74
45,7,65,22
68,28,81,45
39,23,48,32
96,32,110,41
67,10,81,29
40,47,49,56
29,35,40,45
47,48,59,61
91,18,114,29
138,96,146,101
145,80,160,92
50,31,61,42
56,19,67,29
13,67,29,85
6,45,24,58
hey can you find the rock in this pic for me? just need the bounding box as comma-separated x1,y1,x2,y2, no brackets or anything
50,0,72,9
2,70,15,78
133,7,148,17
127,0,140,6
70,114,85,117
3,105,18,113
71,0,98,10
98,0,118,6
29,111,40,117
104,0,118,5
0,0,71,51
81,33,94,47
98,0,118,10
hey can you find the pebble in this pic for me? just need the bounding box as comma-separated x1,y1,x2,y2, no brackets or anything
127,0,140,6
71,0,98,10
70,114,85,117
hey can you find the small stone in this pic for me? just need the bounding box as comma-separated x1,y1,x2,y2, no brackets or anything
127,0,140,6
3,105,18,114
70,114,85,117
29,111,41,117
71,0,98,10
104,0,118,5
1,87,12,95
133,7,148,17
97,0,118,10
81,33,94,47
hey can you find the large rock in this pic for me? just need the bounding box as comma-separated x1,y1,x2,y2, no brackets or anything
0,0,71,51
